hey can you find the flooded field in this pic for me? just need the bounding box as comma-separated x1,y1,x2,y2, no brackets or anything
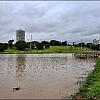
0,53,95,99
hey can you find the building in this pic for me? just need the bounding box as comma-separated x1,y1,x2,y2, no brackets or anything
16,29,25,42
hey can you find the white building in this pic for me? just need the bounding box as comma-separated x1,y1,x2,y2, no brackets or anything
16,29,25,42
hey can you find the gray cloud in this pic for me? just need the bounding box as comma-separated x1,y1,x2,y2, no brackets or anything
0,1,100,43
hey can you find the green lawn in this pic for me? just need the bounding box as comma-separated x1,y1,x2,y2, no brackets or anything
74,58,100,100
2,46,96,54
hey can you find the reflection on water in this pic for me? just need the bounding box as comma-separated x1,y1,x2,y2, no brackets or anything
16,55,26,82
0,54,95,99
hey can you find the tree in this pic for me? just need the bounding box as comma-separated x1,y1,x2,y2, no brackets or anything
86,43,93,49
15,41,27,50
26,41,44,50
26,42,30,49
37,43,44,50
62,41,67,46
8,40,14,49
31,41,39,50
50,40,61,46
78,42,85,47
0,43,8,52
41,41,50,49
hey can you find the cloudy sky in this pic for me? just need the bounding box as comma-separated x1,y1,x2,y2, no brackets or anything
0,1,100,43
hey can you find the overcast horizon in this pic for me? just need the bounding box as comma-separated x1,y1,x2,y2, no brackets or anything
0,1,100,43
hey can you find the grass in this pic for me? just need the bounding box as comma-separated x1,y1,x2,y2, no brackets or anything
74,58,100,100
2,46,97,54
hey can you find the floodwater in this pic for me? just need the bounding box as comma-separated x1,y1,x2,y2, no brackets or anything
0,54,95,99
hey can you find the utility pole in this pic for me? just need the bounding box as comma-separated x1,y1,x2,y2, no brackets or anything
30,34,32,50
80,39,83,53
66,41,68,48
99,33,100,51
73,42,75,48
81,39,82,50
33,41,35,49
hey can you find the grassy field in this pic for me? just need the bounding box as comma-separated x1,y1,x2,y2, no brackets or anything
1,46,96,54
74,58,100,100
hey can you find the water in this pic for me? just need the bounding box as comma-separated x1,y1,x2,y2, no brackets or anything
0,54,95,99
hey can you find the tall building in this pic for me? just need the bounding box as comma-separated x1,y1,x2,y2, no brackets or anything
16,29,25,42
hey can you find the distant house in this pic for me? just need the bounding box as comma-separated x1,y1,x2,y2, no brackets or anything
16,29,25,42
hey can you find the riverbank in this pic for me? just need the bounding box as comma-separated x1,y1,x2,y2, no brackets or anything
74,58,100,100
1,46,97,54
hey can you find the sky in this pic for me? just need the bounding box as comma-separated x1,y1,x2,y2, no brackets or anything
0,1,100,43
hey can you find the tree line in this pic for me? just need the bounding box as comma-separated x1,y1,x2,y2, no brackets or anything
0,39,100,52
